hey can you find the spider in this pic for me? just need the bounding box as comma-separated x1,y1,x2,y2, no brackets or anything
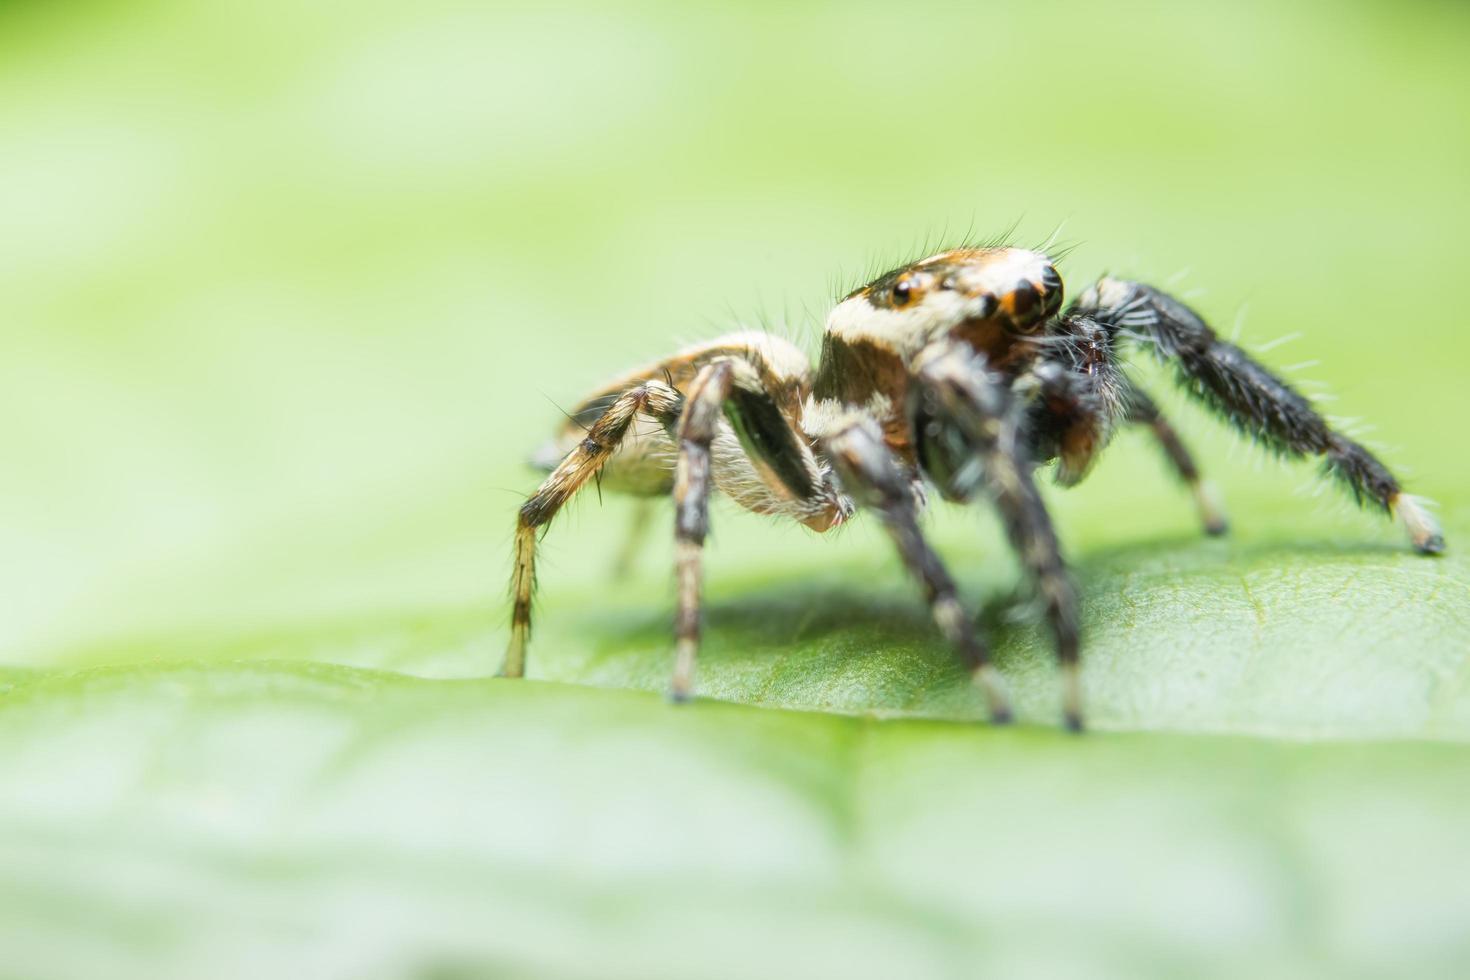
504,244,1444,730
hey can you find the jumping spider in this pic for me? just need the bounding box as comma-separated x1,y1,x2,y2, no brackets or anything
505,245,1444,730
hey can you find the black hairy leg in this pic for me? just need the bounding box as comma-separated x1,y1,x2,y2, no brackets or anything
669,360,736,701
505,380,684,678
1074,278,1443,554
910,339,1084,731
823,416,1013,723
1123,383,1229,536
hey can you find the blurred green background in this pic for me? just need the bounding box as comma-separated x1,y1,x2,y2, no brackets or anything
3,0,1469,977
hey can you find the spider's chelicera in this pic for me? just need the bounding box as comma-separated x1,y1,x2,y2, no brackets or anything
505,245,1445,730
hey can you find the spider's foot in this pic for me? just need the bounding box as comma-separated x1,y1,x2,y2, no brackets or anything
498,637,526,679
668,639,697,703
1393,494,1445,556
1194,480,1229,537
1061,662,1084,734
972,664,1014,725
1417,535,1447,556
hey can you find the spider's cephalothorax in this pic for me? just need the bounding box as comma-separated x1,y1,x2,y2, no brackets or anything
504,246,1444,730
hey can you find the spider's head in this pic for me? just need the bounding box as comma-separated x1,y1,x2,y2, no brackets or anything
829,247,1063,357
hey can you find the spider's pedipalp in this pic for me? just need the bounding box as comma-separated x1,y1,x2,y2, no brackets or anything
1013,314,1126,488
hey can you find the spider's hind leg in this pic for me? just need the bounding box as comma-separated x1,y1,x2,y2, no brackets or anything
1075,278,1443,554
510,331,845,696
506,381,683,679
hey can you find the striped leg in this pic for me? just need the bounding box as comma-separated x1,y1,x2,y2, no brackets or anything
912,340,1084,731
1124,384,1229,536
824,417,1013,723
670,361,736,701
505,380,683,678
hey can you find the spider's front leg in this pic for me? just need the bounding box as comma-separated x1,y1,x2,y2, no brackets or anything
1075,278,1444,553
822,417,1013,724
911,338,1084,730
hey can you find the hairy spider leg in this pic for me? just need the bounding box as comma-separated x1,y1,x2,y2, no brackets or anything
670,360,735,701
667,356,853,698
1075,279,1443,554
823,416,1013,723
1122,383,1229,536
911,338,1084,731
505,380,684,678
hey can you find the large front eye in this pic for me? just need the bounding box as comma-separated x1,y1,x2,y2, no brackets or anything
892,279,914,305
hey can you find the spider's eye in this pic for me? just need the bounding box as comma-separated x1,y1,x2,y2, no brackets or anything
892,280,913,305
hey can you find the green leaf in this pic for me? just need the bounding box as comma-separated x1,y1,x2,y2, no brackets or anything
4,648,1470,979
5,0,1470,977
6,530,1470,977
